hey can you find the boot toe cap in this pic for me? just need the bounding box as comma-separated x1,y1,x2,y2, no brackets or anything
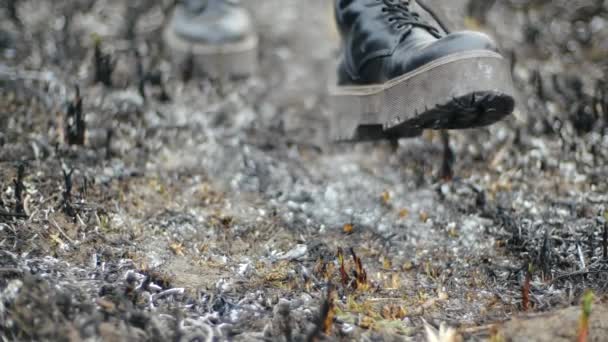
392,31,501,77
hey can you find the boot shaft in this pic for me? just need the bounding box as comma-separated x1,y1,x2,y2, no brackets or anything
334,0,448,82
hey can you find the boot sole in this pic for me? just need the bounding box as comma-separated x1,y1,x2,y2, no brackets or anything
163,23,258,78
329,50,515,141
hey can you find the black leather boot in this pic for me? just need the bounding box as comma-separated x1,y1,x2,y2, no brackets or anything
330,0,515,141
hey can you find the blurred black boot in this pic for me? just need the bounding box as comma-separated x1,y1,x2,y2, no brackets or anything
330,0,515,141
164,0,258,78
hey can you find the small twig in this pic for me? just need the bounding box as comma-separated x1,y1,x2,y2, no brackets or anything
577,243,586,270
50,218,75,244
153,288,185,302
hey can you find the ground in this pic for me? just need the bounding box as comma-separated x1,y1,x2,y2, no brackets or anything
1,0,608,341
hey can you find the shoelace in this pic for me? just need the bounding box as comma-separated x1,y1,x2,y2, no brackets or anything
373,0,447,41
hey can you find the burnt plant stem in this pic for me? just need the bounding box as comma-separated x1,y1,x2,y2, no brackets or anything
509,49,517,76
13,163,25,214
533,69,545,100
65,86,85,145
440,130,454,181
181,53,194,83
337,248,349,288
62,168,75,217
93,39,114,87
135,49,146,100
136,50,172,103
350,247,368,290
539,229,551,279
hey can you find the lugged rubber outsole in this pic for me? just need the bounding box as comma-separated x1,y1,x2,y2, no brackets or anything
329,50,515,142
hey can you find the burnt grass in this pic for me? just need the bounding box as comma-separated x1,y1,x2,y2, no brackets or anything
2,0,608,341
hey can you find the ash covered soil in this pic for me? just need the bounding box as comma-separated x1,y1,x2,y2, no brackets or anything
2,0,608,341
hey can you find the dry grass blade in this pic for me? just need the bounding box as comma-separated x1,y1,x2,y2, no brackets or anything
350,248,368,291
577,291,594,342
337,247,350,287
